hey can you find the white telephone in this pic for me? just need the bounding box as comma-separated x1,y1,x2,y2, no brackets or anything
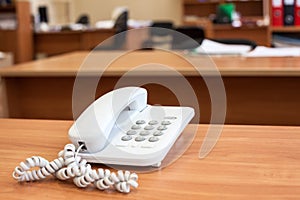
69,87,194,167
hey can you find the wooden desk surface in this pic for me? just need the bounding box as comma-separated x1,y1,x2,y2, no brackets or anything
1,119,300,199
1,51,300,77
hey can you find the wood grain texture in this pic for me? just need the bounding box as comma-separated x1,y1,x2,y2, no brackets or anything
1,51,300,77
0,51,300,125
1,119,300,199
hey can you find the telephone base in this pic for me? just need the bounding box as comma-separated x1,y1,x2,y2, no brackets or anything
77,105,195,167
151,162,161,168
70,87,195,168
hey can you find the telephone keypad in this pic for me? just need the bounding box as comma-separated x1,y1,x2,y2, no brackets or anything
118,117,177,148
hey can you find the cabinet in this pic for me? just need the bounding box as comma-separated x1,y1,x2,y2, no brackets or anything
182,0,264,18
268,0,300,47
0,1,33,63
182,0,271,46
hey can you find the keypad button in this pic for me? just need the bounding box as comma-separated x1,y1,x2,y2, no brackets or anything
136,120,146,125
126,130,137,135
153,131,164,136
140,131,150,136
131,125,141,130
149,136,159,142
121,135,132,141
148,120,158,125
157,125,167,131
164,116,177,120
141,144,155,148
161,120,171,125
144,125,155,130
135,136,146,142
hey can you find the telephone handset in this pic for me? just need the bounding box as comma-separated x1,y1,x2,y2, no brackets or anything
69,87,194,167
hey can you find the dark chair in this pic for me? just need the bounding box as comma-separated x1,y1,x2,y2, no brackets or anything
95,10,128,50
141,21,174,50
211,38,257,50
173,26,205,49
76,14,90,26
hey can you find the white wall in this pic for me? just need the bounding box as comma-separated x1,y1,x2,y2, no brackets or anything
28,0,72,25
72,0,182,26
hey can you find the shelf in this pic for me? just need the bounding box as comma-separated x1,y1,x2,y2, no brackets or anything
0,5,15,12
183,0,263,18
0,1,32,63
271,26,300,33
183,0,262,5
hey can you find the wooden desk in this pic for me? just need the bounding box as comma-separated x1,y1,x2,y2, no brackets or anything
1,51,300,125
212,25,270,47
1,119,300,199
34,29,115,56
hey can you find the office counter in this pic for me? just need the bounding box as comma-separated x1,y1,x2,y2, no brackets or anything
1,118,300,199
34,28,148,57
34,29,115,56
0,51,300,125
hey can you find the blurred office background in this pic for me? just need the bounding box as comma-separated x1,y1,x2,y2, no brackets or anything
0,0,300,64
29,0,182,26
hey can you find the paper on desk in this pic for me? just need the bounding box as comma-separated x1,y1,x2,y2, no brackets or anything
95,20,115,29
194,39,252,55
244,46,300,57
0,51,4,59
128,19,152,28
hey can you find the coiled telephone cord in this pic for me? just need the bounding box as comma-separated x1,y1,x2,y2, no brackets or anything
12,144,138,193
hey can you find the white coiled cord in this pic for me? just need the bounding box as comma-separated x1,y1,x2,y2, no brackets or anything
12,144,138,193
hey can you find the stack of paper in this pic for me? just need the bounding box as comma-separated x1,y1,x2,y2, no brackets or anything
194,39,252,55
244,46,300,57
0,52,4,59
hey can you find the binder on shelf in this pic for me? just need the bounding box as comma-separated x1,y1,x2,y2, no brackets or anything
295,0,300,25
272,0,283,26
283,0,295,26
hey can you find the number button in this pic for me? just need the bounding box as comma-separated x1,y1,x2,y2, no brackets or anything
149,137,159,142
121,135,132,141
135,136,146,142
148,120,158,125
136,120,146,125
161,120,171,125
153,131,164,136
140,131,150,136
131,125,141,130
126,130,137,135
164,116,177,120
157,125,167,131
144,125,155,130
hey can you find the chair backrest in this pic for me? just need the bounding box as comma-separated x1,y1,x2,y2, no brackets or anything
173,26,205,49
112,9,128,49
76,14,89,25
141,21,174,50
114,11,128,34
150,21,173,36
212,38,257,50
